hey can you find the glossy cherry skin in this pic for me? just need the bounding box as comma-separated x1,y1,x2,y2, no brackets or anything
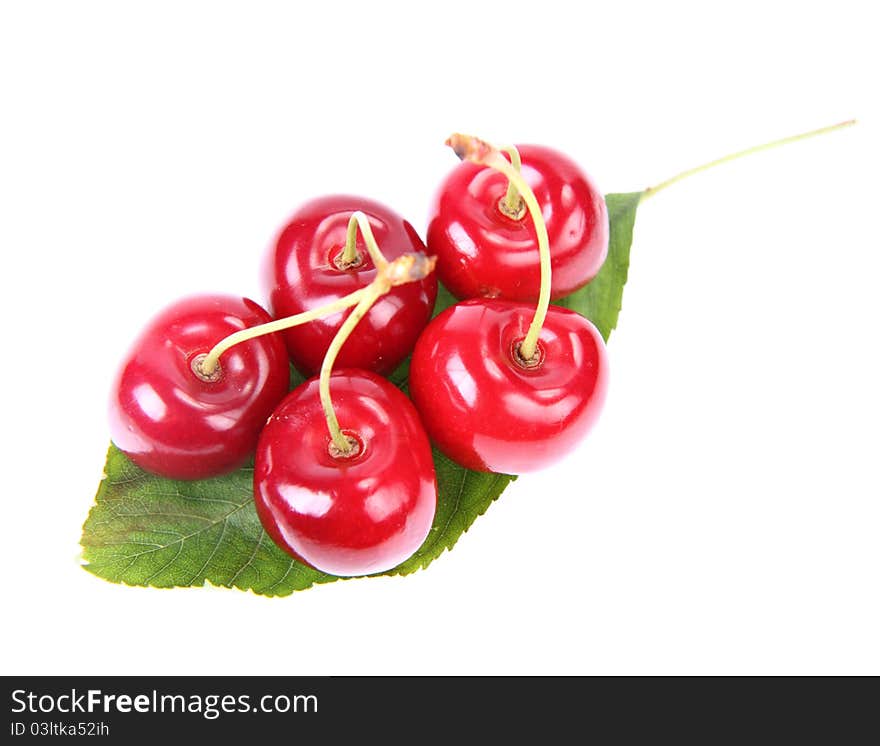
263,195,437,377
409,299,609,474
109,294,290,480
427,144,608,302
254,369,437,577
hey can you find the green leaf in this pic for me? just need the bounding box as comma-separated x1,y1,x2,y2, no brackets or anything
80,191,642,595
81,446,334,595
555,192,642,341
81,444,512,595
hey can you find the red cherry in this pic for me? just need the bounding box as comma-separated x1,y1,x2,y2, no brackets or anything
254,370,436,576
409,299,609,474
109,294,289,480
427,144,608,301
263,195,437,377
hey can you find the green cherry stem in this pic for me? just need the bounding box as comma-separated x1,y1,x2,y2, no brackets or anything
319,286,384,455
197,287,369,378
320,252,438,455
199,210,398,379
642,119,856,200
447,133,550,362
339,211,390,269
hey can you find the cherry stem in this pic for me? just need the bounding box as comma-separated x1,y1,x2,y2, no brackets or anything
500,145,525,218
320,252,438,455
340,211,390,269
447,133,550,362
319,285,384,453
198,287,369,377
642,119,857,200
200,211,397,378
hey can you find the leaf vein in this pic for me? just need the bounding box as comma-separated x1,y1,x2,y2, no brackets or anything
187,519,229,584
142,542,184,584
262,558,297,595
94,503,250,565
228,529,265,586
433,468,468,550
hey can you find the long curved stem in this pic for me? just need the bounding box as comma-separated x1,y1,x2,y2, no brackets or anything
200,210,398,377
319,285,384,453
340,211,390,269
319,252,437,456
642,119,856,200
447,134,550,362
199,287,368,376
495,161,549,361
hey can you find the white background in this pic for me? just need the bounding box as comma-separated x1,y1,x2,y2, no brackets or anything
1,1,877,675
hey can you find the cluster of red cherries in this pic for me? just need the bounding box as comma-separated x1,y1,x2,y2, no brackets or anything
109,133,611,578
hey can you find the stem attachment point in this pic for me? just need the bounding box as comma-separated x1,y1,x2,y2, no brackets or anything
498,195,526,221
512,339,545,370
333,249,365,271
328,432,363,460
190,353,223,383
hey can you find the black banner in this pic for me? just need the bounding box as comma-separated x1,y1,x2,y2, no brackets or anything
2,676,875,741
